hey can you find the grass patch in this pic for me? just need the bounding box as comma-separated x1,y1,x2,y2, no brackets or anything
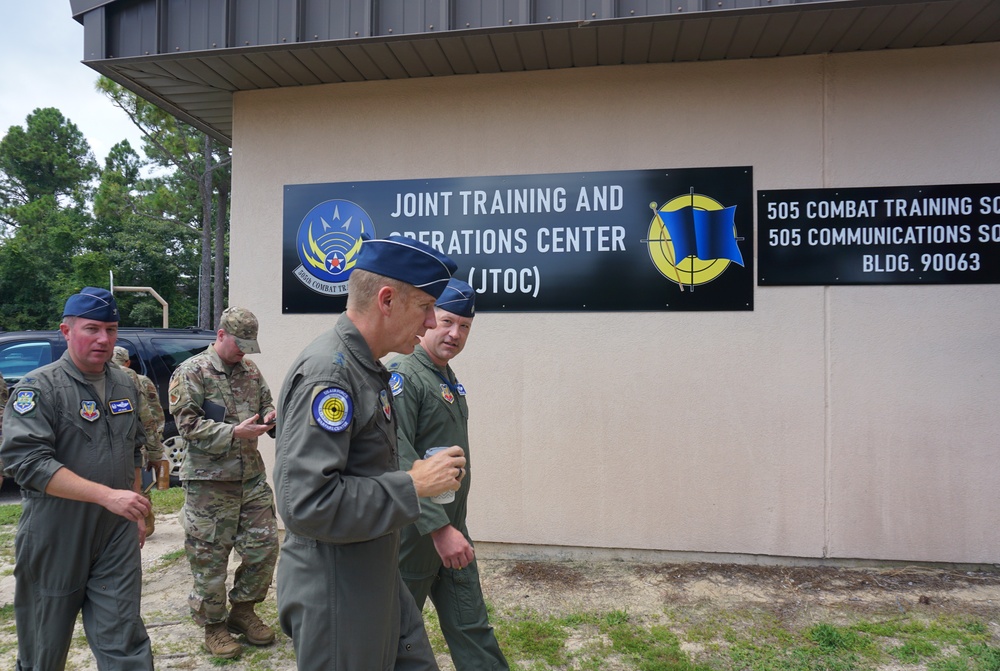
144,548,186,574
0,505,21,526
606,623,711,671
496,610,569,666
150,487,185,514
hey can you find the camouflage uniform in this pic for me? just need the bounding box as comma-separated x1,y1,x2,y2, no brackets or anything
117,364,165,464
168,315,278,629
113,347,165,535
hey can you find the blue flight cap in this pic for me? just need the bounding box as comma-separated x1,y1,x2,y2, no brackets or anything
355,235,457,299
63,287,120,322
435,278,475,318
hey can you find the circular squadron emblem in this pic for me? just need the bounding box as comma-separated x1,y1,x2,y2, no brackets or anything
293,200,374,295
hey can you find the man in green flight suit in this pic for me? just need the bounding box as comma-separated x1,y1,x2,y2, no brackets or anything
275,235,468,670
169,306,279,659
389,278,509,670
1,287,153,670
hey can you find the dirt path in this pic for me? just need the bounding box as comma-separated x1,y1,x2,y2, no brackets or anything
2,512,998,670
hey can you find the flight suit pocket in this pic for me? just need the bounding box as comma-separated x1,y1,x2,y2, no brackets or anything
450,561,487,625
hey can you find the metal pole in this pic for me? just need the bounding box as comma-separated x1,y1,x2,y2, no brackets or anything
113,286,170,328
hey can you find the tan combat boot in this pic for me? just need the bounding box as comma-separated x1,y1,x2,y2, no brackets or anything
227,601,276,645
205,622,241,658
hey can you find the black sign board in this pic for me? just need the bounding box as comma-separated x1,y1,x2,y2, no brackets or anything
758,183,1000,285
283,167,754,313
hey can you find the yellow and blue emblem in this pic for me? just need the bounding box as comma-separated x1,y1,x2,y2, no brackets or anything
311,387,353,432
12,390,36,415
293,200,374,296
646,190,744,290
440,384,455,404
80,400,100,422
109,399,134,414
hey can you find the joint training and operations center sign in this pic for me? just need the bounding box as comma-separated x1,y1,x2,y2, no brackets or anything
758,182,1000,285
283,167,754,313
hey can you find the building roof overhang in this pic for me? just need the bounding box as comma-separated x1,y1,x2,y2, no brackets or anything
70,0,1000,145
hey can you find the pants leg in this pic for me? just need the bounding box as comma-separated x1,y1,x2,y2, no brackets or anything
229,474,279,605
394,574,439,671
182,480,239,625
13,503,86,670
13,562,83,670
430,559,509,671
81,519,153,670
403,572,436,611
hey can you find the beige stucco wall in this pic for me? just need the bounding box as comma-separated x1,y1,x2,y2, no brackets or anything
231,42,1000,565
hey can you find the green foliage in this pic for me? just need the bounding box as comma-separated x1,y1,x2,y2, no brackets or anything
0,92,225,330
0,107,97,209
0,505,22,526
150,486,185,514
805,623,873,654
497,610,569,666
605,624,709,671
889,639,940,664
96,77,232,328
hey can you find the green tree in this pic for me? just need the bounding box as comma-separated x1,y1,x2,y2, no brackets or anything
0,107,97,215
87,140,200,327
0,109,98,329
97,77,231,329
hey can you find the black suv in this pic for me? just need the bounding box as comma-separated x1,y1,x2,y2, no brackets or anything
0,327,217,482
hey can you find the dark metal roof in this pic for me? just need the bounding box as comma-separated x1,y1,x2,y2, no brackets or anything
71,0,1000,145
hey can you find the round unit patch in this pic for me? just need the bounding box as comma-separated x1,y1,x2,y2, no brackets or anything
389,372,404,397
312,387,353,432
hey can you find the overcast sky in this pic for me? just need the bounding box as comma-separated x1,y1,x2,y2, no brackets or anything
1,2,145,164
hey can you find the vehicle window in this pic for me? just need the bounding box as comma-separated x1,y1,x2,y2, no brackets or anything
0,341,54,382
151,338,213,377
114,339,141,373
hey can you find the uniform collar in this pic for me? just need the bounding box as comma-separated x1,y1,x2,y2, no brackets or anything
207,342,248,375
413,345,450,377
58,350,110,385
336,313,386,375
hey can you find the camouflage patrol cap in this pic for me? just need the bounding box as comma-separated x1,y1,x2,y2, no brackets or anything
219,306,261,354
112,346,130,366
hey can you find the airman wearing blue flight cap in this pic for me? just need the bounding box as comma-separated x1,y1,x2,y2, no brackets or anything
1,287,153,669
353,234,457,300
63,286,120,321
389,278,509,671
274,235,468,670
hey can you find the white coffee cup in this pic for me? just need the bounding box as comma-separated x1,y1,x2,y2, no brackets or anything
424,446,456,504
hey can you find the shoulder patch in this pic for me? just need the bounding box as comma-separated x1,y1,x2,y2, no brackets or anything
389,372,404,397
12,389,37,415
311,386,353,432
332,351,346,367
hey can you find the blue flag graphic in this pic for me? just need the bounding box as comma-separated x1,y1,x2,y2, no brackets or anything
657,205,744,267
